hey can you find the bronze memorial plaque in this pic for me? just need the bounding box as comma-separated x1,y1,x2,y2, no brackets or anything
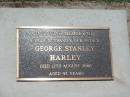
16,26,113,81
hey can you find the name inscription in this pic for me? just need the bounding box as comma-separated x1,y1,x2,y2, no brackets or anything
17,27,113,81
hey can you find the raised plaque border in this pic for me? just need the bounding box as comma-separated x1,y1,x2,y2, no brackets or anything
16,26,113,81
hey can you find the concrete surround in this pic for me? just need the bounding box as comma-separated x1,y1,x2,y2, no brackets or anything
0,9,130,97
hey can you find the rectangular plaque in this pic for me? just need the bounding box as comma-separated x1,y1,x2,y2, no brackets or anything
17,26,113,81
